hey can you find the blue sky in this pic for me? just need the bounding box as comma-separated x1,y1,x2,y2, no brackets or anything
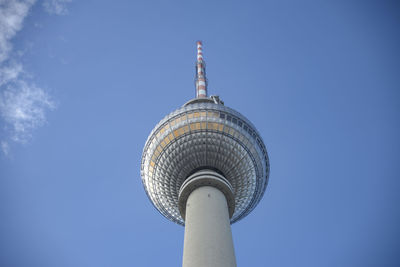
0,0,399,266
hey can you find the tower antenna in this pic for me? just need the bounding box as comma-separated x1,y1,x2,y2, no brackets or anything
195,41,207,98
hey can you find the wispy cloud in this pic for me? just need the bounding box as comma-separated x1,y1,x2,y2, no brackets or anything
42,0,72,15
0,80,55,144
1,140,10,156
0,61,23,86
0,0,36,64
0,0,70,156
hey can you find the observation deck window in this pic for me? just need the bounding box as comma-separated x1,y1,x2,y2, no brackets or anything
179,114,187,122
159,124,170,135
171,116,182,127
190,122,201,131
208,111,219,118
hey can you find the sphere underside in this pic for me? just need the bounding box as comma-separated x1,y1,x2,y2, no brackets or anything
141,100,269,225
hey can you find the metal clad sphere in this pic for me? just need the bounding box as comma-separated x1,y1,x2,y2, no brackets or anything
141,99,269,225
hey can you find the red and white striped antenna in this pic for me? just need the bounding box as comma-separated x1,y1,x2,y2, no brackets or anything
195,41,207,98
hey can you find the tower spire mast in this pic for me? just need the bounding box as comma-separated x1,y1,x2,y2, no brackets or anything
195,41,207,98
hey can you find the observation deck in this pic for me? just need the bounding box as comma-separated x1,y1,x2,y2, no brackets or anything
140,97,270,225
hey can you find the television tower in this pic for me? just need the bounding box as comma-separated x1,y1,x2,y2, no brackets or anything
141,41,270,267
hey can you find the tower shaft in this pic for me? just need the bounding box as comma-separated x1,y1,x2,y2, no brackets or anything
182,185,237,267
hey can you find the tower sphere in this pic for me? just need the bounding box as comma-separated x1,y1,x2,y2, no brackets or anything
141,97,270,225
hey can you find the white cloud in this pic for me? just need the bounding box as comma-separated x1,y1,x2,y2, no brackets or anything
42,0,72,15
1,140,10,156
0,81,55,144
0,0,36,64
0,61,23,86
0,0,69,155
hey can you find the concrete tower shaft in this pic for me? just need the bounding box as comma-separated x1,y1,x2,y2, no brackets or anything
181,171,237,267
